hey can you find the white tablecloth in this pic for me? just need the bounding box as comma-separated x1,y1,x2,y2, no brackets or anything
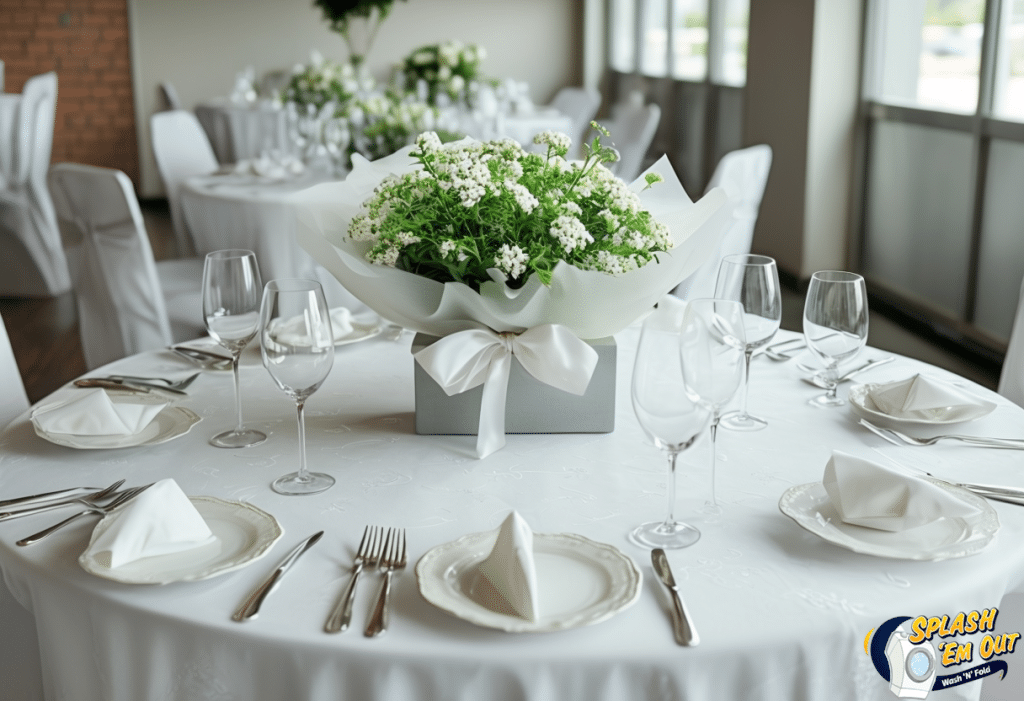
194,99,291,165
178,171,362,311
2,328,1024,701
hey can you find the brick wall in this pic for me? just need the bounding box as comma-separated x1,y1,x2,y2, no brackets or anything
0,0,139,185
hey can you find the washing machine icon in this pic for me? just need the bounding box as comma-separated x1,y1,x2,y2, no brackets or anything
884,628,937,699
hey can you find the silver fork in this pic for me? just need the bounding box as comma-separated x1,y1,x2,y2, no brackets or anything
858,419,1024,450
324,526,383,633
0,479,126,521
364,528,407,638
16,484,153,546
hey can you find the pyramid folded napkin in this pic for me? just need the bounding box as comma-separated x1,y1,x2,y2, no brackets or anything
867,374,995,422
82,479,216,569
32,388,166,436
272,306,353,346
477,511,540,621
822,450,980,532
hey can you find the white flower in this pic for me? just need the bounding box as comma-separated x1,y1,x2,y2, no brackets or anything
416,131,443,153
549,215,593,253
495,243,529,279
533,131,571,156
439,240,457,257
505,181,538,213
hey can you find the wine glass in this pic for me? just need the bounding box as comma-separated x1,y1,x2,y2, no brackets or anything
260,279,336,495
715,254,782,431
202,250,267,448
630,302,712,549
802,271,869,407
679,299,746,509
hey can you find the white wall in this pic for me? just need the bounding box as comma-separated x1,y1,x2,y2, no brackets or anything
129,0,581,197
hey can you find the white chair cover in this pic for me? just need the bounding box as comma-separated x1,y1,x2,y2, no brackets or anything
550,87,601,159
599,102,661,183
150,110,219,257
47,163,204,370
0,71,72,297
998,276,1024,408
159,81,183,111
0,313,44,701
673,144,773,300
0,59,5,92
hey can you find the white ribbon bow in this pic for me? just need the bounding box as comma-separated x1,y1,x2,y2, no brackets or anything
414,324,600,458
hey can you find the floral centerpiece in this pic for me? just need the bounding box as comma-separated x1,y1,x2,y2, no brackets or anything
398,40,486,105
313,0,405,66
283,51,362,110
294,127,732,456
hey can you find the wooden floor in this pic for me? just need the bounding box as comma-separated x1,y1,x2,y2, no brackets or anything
0,199,1004,404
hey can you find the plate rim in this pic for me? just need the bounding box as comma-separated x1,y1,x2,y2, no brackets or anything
848,382,997,428
415,529,642,633
31,405,201,450
778,480,999,561
78,496,284,584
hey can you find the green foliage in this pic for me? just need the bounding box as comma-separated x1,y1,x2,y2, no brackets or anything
313,0,404,32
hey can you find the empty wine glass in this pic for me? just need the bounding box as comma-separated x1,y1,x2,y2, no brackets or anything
630,301,712,549
715,254,782,431
679,299,746,509
260,279,336,495
803,271,869,407
203,250,266,448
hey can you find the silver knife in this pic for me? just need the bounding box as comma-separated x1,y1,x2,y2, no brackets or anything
651,548,700,647
0,485,105,509
76,377,187,395
232,531,324,622
0,479,126,520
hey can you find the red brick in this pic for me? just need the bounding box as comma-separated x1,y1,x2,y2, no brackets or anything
34,27,72,40
25,40,50,55
82,14,109,27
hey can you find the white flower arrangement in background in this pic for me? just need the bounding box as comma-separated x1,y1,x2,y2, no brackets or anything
397,40,487,105
283,50,371,109
347,124,670,290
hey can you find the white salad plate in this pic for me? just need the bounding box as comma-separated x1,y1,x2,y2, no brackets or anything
79,497,283,584
848,382,997,429
416,529,642,633
31,394,201,450
335,315,383,346
779,480,999,561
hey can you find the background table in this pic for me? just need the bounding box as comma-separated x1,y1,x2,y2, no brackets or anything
2,328,1024,700
195,99,291,165
179,171,363,311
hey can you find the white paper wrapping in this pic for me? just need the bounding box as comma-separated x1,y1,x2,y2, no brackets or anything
292,146,732,340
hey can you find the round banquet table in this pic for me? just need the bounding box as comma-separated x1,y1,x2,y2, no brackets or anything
2,327,1024,701
179,170,362,311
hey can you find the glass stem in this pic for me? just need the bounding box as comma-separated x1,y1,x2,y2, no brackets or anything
740,348,754,417
295,399,308,482
825,365,839,401
663,448,679,527
232,353,243,432
709,416,720,507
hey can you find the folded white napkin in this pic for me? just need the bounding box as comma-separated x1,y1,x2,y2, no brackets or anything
82,479,217,569
32,389,166,436
477,511,539,621
867,374,995,422
822,450,980,532
233,153,304,180
272,307,353,346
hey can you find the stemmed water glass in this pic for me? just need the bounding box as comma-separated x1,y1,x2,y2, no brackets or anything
715,254,782,431
202,250,267,449
630,302,712,549
260,279,336,495
679,299,746,509
802,270,869,407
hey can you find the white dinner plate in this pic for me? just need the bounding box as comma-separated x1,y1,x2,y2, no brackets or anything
31,395,201,450
779,481,999,561
416,530,642,633
335,316,383,346
848,382,997,429
79,497,283,584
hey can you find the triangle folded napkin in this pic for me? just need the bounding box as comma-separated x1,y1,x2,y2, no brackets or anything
271,307,353,346
866,374,995,422
82,478,217,569
32,388,166,436
822,450,980,532
476,511,540,621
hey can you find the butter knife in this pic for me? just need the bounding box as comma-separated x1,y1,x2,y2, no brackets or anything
651,548,699,647
75,377,187,395
232,531,324,622
0,485,106,509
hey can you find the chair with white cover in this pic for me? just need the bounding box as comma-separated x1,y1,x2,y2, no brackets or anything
549,87,601,159
672,144,773,300
0,71,72,297
151,110,219,257
0,313,45,701
47,163,206,370
998,276,1024,408
599,101,661,184
159,81,183,111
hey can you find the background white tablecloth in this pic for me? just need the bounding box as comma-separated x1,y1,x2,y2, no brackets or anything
195,100,291,165
179,171,363,311
1,328,1024,701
